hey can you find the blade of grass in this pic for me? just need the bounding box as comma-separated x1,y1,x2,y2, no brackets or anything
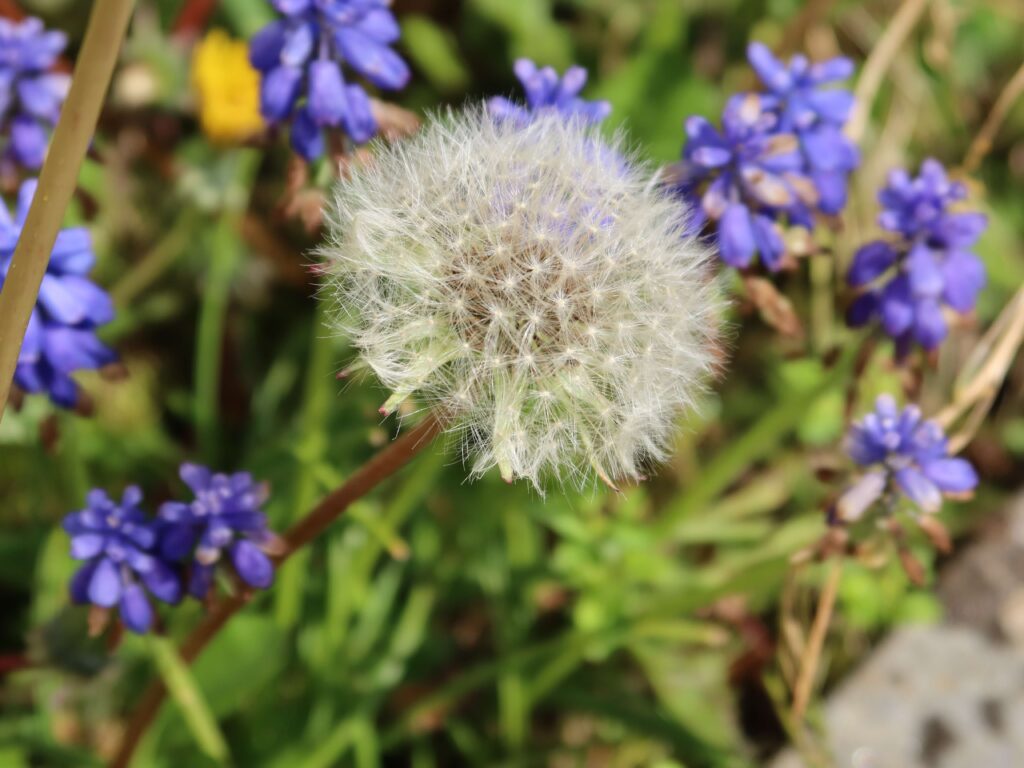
351,716,381,768
274,300,336,629
297,719,355,768
147,636,230,765
193,150,260,465
111,208,198,306
379,623,635,752
323,448,446,655
194,217,242,465
658,340,861,535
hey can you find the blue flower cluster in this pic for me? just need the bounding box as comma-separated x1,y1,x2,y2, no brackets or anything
66,487,182,634
1,180,116,408
0,17,70,171
835,395,978,522
65,464,276,633
846,159,987,355
249,0,410,160
674,42,858,270
157,464,276,599
747,43,858,213
488,59,611,126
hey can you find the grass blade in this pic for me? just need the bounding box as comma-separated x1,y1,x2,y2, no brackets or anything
148,636,231,765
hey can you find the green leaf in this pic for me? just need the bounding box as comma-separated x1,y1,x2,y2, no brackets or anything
550,687,743,768
0,746,29,768
401,16,470,93
190,614,287,717
220,0,276,38
149,636,231,764
467,0,572,66
631,645,739,752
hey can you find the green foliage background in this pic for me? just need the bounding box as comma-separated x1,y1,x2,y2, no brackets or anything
1,0,1023,766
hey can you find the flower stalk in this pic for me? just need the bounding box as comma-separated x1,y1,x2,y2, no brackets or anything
790,557,843,721
111,412,443,768
0,0,136,419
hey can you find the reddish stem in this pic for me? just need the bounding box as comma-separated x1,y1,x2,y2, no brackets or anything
0,0,25,20
111,414,444,768
0,653,30,675
172,0,217,36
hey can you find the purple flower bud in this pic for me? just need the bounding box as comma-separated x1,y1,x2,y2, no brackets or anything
0,17,69,170
718,204,756,268
488,59,611,127
1,181,116,408
231,540,274,589
848,241,897,287
290,107,324,160
308,60,348,126
260,65,303,120
335,28,409,90
249,20,287,70
340,84,376,144
120,584,154,634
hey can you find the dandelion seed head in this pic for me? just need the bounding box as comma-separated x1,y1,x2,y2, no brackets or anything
322,107,722,489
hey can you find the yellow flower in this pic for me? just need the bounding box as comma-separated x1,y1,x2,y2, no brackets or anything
192,30,264,145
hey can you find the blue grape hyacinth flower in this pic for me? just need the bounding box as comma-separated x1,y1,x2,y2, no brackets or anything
0,17,71,171
158,464,277,599
846,159,987,355
249,0,410,160
673,93,808,270
65,487,183,634
1,180,116,408
746,42,858,213
488,59,611,126
835,394,978,522
674,44,859,271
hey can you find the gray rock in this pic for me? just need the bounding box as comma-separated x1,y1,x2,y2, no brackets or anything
773,625,1024,768
773,494,1024,768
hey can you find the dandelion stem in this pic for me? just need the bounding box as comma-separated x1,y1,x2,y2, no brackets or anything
0,1,25,20
0,0,136,419
111,413,443,768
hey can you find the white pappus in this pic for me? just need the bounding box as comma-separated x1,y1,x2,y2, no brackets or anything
320,106,723,491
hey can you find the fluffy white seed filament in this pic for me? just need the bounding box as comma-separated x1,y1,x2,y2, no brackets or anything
321,107,721,490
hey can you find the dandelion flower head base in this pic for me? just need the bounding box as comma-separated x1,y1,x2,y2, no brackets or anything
322,108,721,489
